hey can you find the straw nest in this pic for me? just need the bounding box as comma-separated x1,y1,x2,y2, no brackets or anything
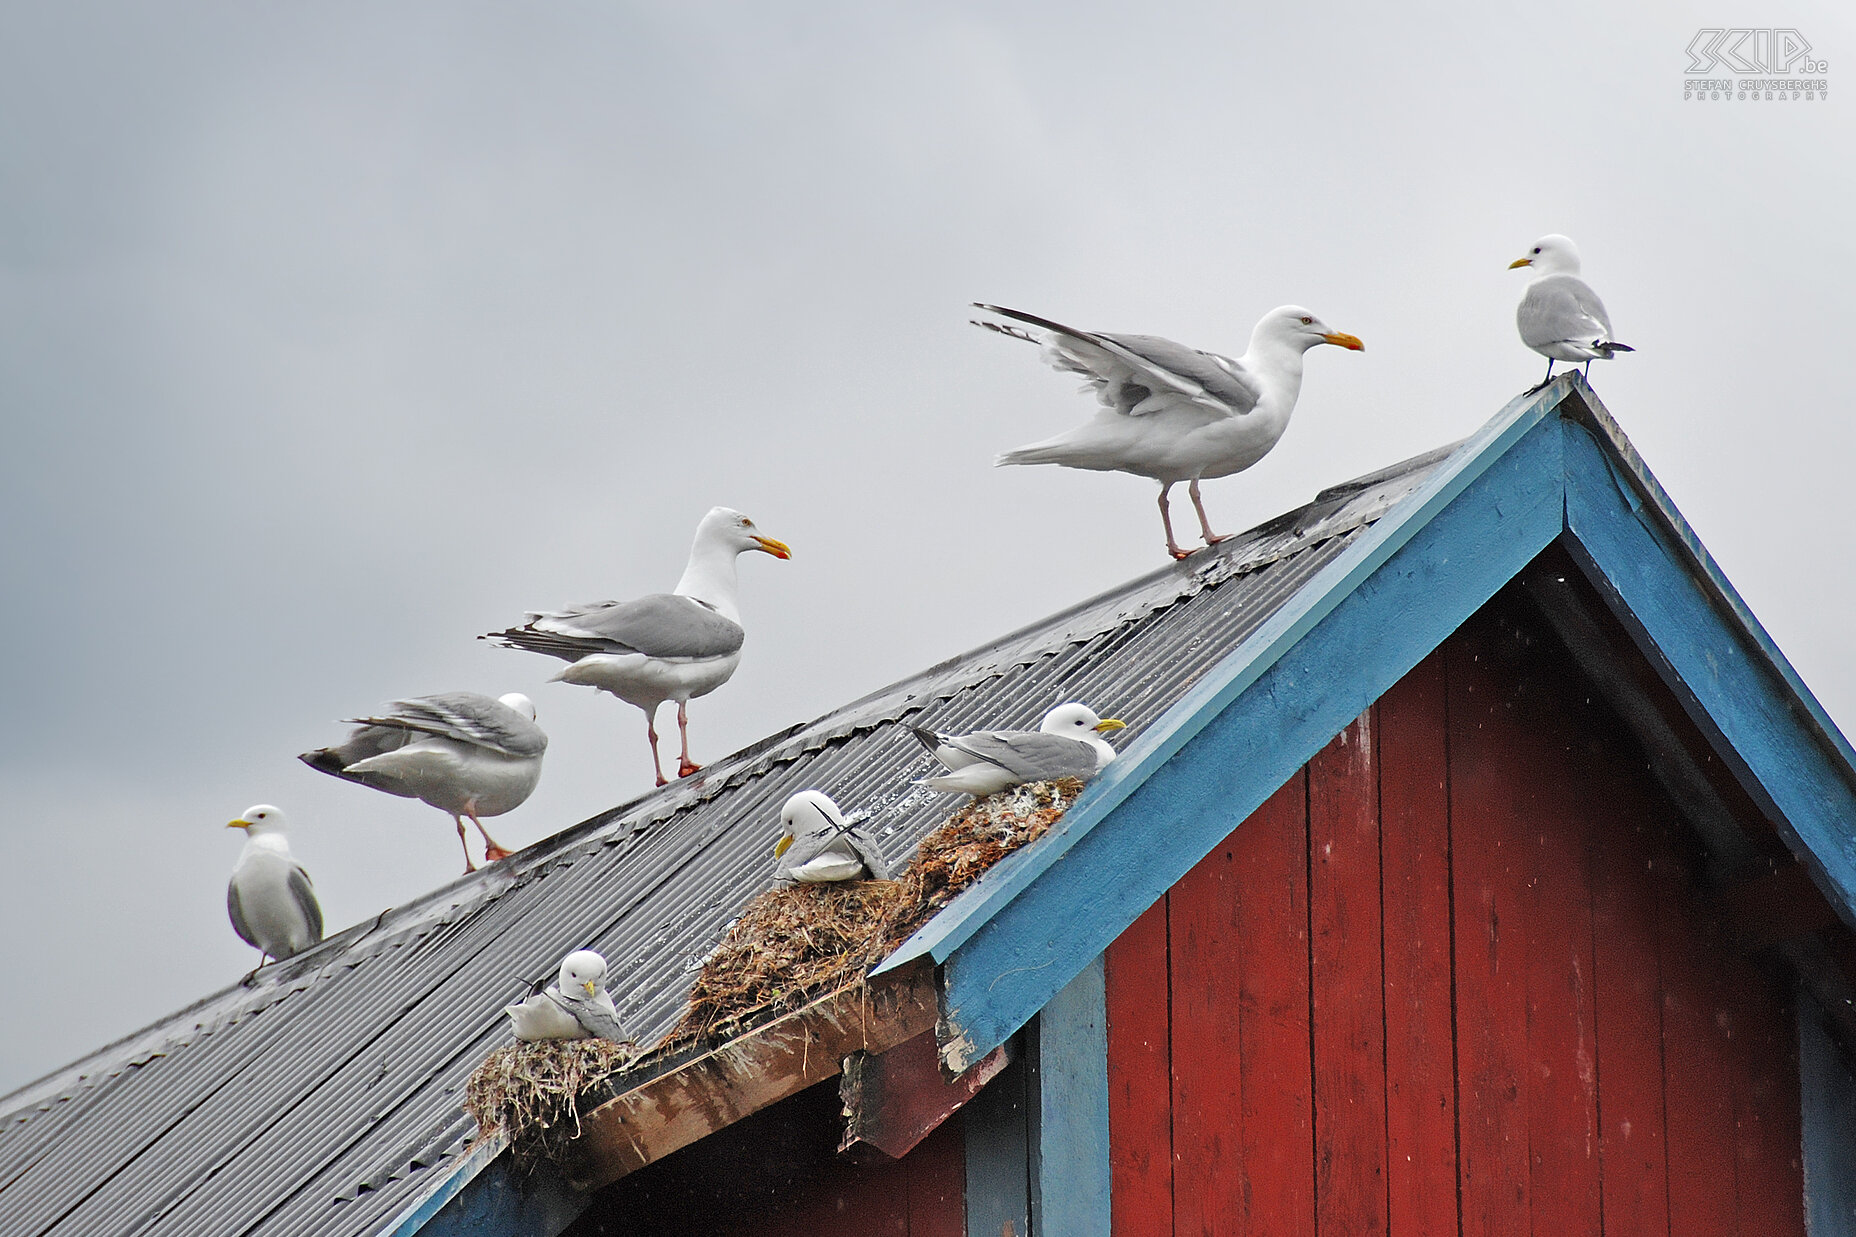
463,776,1083,1157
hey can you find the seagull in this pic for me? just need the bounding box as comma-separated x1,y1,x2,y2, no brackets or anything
911,702,1127,796
300,691,547,873
1509,234,1634,392
774,790,890,882
505,949,628,1043
977,303,1364,560
226,805,323,978
484,507,791,787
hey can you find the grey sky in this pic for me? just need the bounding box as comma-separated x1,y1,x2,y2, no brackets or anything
3,2,1851,1091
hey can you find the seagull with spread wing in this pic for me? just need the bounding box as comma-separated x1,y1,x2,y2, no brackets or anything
911,702,1127,796
1509,234,1633,393
774,790,890,882
484,507,790,787
226,805,323,978
977,303,1363,559
300,691,546,872
504,949,628,1043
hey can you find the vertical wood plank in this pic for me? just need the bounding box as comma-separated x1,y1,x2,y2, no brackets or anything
1105,900,1173,1234
1446,638,1533,1237
1038,955,1111,1236
1308,712,1389,1237
964,1053,1032,1237
1376,652,1461,1237
1726,960,1806,1236
904,1116,967,1237
1800,995,1856,1236
1588,793,1673,1237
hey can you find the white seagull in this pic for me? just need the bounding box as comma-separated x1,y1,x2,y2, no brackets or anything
485,507,791,787
911,702,1127,796
1509,234,1633,392
300,691,547,872
774,790,890,882
978,303,1364,559
226,805,323,977
505,949,628,1043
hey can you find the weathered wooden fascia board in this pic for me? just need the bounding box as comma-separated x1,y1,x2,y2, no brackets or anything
928,402,1571,1072
556,960,940,1191
1561,419,1856,929
874,378,1572,986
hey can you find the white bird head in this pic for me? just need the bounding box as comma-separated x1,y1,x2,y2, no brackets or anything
497,692,538,721
695,507,792,561
1510,234,1582,276
1039,703,1128,739
227,804,289,837
558,949,608,998
775,789,846,857
1253,306,1365,354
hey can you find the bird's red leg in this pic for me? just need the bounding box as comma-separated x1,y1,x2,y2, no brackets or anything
452,815,479,873
646,713,669,787
468,808,512,862
1158,484,1190,560
1189,479,1229,546
677,701,702,777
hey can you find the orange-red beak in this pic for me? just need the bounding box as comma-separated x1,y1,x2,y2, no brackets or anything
1322,332,1365,352
753,535,792,560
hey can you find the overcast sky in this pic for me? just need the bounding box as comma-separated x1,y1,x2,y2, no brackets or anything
2,1,1851,1092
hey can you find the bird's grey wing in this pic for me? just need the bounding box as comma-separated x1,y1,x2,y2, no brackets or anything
944,731,1099,781
227,881,258,950
487,594,745,662
973,304,1257,418
347,692,547,758
562,994,627,1042
288,865,324,946
845,828,890,880
1519,275,1611,346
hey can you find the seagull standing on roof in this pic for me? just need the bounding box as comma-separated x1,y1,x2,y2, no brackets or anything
226,805,323,977
300,692,547,872
977,304,1364,560
484,507,791,787
1509,234,1634,393
505,949,628,1043
911,702,1127,796
774,790,890,882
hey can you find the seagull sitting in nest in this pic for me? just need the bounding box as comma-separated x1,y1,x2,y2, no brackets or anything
226,805,323,978
485,507,790,787
505,949,628,1043
911,702,1127,796
977,303,1363,560
774,790,890,882
1509,234,1633,393
300,691,547,872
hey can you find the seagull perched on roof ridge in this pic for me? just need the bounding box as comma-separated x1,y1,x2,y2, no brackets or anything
484,507,790,788
1509,234,1634,393
226,805,323,979
774,790,890,882
504,949,628,1043
977,303,1363,560
911,702,1127,796
300,691,546,872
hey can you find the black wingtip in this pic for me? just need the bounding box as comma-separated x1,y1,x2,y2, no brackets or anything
1606,342,1636,354
297,748,347,778
906,725,943,752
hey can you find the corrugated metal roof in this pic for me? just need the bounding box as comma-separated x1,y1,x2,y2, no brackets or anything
0,442,1454,1237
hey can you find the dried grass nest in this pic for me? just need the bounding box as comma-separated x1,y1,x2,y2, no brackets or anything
463,776,1083,1157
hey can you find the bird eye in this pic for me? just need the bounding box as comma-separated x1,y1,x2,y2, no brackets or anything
1300,316,1313,325
1532,247,1541,254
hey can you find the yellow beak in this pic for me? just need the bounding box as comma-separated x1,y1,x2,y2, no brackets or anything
754,536,792,560
228,819,251,830
1094,718,1127,733
1508,257,1532,269
583,980,596,996
774,834,793,857
1322,332,1365,352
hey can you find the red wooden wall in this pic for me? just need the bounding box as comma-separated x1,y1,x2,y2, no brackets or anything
1105,616,1807,1236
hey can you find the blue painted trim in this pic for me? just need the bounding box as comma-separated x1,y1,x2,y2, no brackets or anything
381,1133,588,1237
1034,955,1110,1237
1561,420,1856,926
1799,991,1856,1235
876,381,1569,981
933,414,1568,1069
